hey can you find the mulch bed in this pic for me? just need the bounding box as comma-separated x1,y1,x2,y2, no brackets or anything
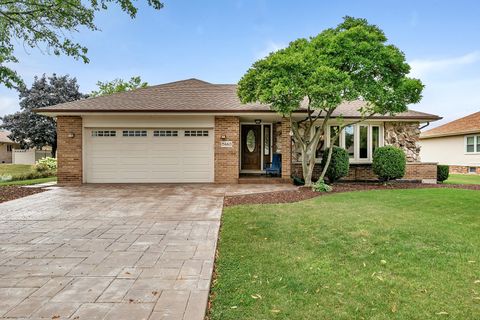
0,186,46,204
223,182,480,207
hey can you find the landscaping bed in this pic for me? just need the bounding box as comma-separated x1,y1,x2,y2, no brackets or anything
0,186,46,203
224,182,480,207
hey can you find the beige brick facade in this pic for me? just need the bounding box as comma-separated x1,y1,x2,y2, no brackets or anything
292,162,438,183
449,165,480,174
57,116,83,185
214,116,240,183
281,118,292,179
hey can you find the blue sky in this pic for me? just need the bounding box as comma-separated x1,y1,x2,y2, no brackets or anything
1,0,480,127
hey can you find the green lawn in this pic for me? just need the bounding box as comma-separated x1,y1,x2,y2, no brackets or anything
445,174,480,185
210,189,480,319
0,176,57,186
0,164,34,176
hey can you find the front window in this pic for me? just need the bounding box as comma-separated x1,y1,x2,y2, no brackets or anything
344,125,355,158
359,125,368,159
321,124,383,162
466,135,480,153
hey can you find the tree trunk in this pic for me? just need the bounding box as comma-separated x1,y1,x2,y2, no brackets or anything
290,118,323,187
51,142,57,158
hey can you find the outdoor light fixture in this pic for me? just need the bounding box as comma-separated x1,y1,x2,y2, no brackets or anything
68,132,75,138
254,119,262,124
221,135,227,140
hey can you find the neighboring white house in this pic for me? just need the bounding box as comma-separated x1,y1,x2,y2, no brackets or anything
0,131,20,164
419,111,480,174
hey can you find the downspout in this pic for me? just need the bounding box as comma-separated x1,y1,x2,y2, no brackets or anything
419,122,430,130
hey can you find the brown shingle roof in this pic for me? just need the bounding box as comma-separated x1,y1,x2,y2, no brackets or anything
0,131,15,144
37,78,440,120
420,111,480,139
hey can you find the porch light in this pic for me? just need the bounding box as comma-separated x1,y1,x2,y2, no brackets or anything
254,119,262,124
221,135,227,140
67,132,75,138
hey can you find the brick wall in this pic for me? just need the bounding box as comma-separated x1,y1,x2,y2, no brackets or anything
214,116,240,183
292,162,438,183
57,116,83,185
449,165,480,174
281,118,292,179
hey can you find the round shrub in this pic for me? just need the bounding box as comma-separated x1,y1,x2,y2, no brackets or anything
372,146,406,181
35,163,50,173
36,157,57,171
320,147,350,183
437,165,449,183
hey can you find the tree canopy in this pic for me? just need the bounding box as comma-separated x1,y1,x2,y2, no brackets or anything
90,76,148,97
1,74,87,156
0,0,163,89
238,17,424,186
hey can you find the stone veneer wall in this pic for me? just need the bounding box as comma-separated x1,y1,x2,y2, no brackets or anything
57,116,83,185
384,122,421,162
214,116,240,183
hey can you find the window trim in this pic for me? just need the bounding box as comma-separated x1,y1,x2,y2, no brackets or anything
92,130,117,137
122,130,147,137
322,123,384,163
465,135,480,154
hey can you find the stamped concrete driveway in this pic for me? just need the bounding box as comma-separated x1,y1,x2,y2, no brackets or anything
0,184,295,320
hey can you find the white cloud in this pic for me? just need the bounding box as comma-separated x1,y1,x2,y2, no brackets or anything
254,41,286,60
409,51,480,78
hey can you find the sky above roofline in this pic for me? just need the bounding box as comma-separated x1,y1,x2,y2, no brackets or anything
1,0,479,128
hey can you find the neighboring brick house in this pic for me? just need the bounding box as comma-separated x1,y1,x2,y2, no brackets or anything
420,111,480,174
0,131,20,164
36,78,441,185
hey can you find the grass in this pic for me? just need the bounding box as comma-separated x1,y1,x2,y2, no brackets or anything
210,189,480,320
0,164,34,176
0,176,57,186
445,174,480,185
0,164,56,185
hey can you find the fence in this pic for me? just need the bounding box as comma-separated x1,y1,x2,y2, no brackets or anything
12,149,51,165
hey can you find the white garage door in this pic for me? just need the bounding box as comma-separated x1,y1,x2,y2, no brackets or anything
84,128,214,183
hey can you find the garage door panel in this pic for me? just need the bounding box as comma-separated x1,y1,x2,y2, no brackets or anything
85,128,214,183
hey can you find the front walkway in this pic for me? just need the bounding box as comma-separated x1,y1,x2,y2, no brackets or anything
0,184,295,319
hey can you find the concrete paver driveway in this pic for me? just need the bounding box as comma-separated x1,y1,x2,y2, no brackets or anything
0,184,295,319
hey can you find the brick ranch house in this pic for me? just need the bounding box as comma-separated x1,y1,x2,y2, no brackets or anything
36,78,441,185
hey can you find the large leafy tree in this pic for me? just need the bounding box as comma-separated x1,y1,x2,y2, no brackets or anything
90,76,148,97
238,17,424,186
0,0,163,89
1,74,87,156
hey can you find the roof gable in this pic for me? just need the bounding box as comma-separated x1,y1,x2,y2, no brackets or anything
421,111,480,139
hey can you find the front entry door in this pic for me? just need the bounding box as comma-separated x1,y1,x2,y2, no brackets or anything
241,125,261,170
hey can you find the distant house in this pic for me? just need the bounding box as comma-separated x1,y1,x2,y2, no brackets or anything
420,112,480,174
0,131,20,164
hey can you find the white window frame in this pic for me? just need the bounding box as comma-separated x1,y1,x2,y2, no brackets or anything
323,123,384,163
122,130,147,137
465,135,480,154
92,130,117,137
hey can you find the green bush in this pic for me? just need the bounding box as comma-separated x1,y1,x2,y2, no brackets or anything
320,147,350,183
36,157,57,171
372,146,406,181
437,165,449,183
312,179,333,192
35,163,50,173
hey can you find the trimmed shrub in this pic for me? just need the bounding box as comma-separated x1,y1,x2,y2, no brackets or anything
372,146,406,181
36,157,57,171
35,163,50,173
312,179,333,192
320,147,350,183
437,165,449,183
